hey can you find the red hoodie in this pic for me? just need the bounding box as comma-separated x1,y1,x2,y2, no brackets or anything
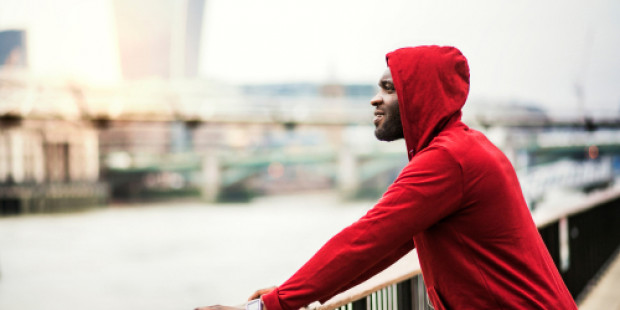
261,46,576,310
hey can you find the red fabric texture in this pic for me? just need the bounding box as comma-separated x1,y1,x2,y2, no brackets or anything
261,46,576,310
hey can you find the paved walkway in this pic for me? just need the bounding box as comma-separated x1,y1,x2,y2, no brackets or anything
579,249,620,310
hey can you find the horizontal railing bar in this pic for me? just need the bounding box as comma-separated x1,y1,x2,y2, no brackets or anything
532,186,620,228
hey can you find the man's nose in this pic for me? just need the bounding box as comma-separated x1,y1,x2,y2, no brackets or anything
370,94,382,106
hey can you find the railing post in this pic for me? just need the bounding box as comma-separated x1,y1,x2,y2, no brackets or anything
397,279,413,310
411,275,431,310
352,296,367,310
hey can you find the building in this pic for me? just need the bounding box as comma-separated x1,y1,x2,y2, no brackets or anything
112,0,206,79
0,30,27,67
0,42,107,214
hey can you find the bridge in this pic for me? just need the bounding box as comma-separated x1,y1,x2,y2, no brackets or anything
96,123,620,207
200,148,408,202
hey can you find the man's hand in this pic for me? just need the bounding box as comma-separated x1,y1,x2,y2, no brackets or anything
195,305,243,310
194,286,276,310
195,287,276,310
248,286,277,301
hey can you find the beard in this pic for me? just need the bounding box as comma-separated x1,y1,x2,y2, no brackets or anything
374,110,404,142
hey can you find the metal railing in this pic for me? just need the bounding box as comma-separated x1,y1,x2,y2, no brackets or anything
338,275,433,310
536,188,620,301
302,187,620,310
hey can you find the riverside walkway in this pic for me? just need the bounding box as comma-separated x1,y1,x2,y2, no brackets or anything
579,249,620,309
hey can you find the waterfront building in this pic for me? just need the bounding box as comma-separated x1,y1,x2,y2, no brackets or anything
0,39,107,214
112,0,206,79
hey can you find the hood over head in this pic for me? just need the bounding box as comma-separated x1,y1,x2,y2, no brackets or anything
386,45,470,160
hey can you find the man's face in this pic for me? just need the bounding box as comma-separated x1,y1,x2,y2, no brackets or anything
371,68,404,141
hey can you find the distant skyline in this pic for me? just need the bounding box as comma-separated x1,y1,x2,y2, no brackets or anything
0,0,619,114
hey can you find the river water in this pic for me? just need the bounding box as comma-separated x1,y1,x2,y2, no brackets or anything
0,192,373,310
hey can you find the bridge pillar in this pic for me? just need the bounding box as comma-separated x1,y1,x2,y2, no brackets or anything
202,153,221,202
338,147,359,198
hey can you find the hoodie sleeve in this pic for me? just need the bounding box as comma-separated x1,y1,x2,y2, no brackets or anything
261,146,464,310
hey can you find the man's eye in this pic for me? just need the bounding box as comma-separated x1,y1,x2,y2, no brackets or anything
379,81,395,91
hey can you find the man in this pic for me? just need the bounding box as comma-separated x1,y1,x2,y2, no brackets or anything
197,46,577,310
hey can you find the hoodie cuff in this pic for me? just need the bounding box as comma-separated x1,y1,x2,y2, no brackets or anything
261,287,284,310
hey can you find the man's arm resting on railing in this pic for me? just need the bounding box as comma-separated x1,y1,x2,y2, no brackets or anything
259,239,414,310
324,239,415,294
196,239,413,310
260,148,463,310
243,238,412,310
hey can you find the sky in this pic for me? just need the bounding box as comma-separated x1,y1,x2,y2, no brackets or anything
1,0,619,114
0,0,121,83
